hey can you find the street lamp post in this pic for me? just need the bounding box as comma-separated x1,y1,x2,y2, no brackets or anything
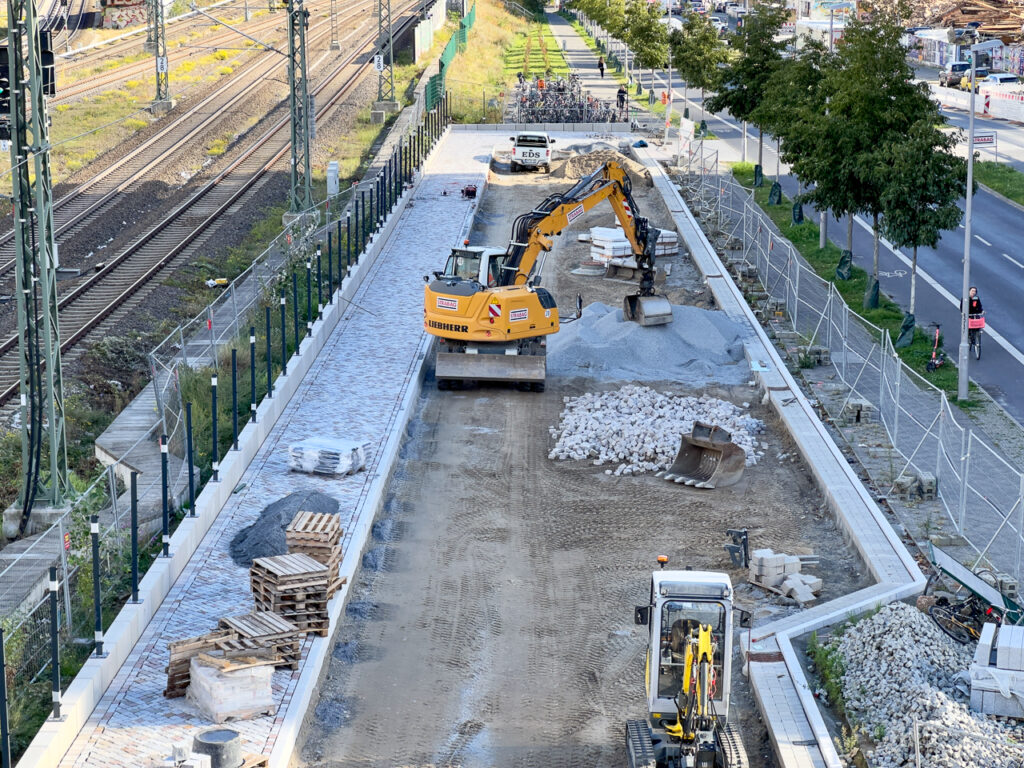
958,38,1000,401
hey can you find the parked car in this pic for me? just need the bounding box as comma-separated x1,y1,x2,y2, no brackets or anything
983,72,1019,86
939,61,971,88
509,132,555,173
710,16,727,33
958,67,989,91
724,2,741,17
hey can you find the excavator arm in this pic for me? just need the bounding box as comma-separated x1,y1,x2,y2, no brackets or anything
498,160,652,287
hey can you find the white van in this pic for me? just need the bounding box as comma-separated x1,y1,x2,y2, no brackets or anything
509,132,555,172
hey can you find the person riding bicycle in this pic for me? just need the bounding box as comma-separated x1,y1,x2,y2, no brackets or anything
960,286,985,357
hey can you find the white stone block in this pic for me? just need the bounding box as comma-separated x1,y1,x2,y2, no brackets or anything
998,626,1024,671
187,658,277,724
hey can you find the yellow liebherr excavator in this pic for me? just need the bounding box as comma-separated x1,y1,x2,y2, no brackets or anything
423,160,673,390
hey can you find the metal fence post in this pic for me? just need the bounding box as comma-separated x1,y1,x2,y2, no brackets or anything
150,353,167,439
58,517,71,620
935,399,945,486
265,309,273,399
0,628,10,768
49,565,60,719
230,282,239,340
326,235,333,305
346,213,352,270
292,272,300,352
130,471,140,601
792,258,800,331
207,305,216,363
161,435,170,555
91,515,104,657
211,375,220,483
893,348,901,447
250,328,257,423
317,243,323,317
231,349,239,451
186,403,196,516
958,429,970,534
305,258,313,333
179,326,189,368
280,292,287,375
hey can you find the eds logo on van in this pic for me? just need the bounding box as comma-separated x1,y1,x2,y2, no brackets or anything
509,308,530,322
436,297,459,311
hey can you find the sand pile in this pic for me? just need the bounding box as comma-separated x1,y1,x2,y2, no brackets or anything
547,303,750,386
552,148,652,187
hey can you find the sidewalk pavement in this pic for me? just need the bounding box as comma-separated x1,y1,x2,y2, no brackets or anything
546,11,631,114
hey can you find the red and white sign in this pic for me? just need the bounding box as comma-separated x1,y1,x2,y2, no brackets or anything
566,203,585,224
510,308,529,322
973,130,995,145
488,303,502,318
436,297,458,311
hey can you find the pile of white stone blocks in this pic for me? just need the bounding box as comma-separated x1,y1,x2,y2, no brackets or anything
748,548,822,604
841,397,877,425
585,226,678,266
892,471,937,501
970,624,1024,718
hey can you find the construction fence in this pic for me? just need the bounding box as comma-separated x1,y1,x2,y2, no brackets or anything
0,94,454,763
426,1,476,111
709,172,1024,589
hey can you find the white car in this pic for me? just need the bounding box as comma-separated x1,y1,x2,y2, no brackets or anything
983,73,1019,86
509,132,555,173
725,3,741,17
711,17,727,33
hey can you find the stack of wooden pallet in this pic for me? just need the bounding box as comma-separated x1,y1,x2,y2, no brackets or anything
286,511,346,597
218,611,303,670
250,553,329,636
165,629,238,698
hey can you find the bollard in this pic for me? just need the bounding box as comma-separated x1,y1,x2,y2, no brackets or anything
291,272,300,352
250,328,257,422
0,628,10,768
360,190,367,252
186,404,196,516
316,243,323,316
160,435,170,554
130,471,140,600
338,216,345,275
305,258,313,333
91,515,103,656
279,292,287,375
211,374,220,483
231,349,239,451
49,566,60,719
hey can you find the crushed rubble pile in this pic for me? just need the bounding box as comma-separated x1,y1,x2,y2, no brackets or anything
830,602,1024,767
553,148,652,187
547,384,764,476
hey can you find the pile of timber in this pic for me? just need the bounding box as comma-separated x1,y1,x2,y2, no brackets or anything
286,511,346,598
249,553,329,637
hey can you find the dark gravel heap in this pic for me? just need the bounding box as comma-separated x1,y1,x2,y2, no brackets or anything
229,490,340,567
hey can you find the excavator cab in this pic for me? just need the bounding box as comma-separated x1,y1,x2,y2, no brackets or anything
627,568,747,768
438,247,514,288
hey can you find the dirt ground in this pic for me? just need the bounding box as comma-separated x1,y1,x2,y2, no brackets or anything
291,145,873,768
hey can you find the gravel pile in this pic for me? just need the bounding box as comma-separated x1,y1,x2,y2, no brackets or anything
229,491,339,567
547,384,764,476
829,602,1024,767
548,303,750,386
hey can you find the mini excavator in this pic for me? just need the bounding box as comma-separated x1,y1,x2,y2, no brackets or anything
627,561,748,768
423,160,673,389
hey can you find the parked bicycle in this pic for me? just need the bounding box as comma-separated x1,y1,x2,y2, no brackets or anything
928,593,1003,644
969,313,985,361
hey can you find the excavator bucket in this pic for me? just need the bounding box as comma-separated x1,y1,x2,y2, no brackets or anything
660,422,746,489
623,294,673,327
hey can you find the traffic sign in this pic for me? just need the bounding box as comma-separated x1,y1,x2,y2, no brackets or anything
973,130,995,145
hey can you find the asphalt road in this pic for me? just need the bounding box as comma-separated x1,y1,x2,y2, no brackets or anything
646,67,1024,423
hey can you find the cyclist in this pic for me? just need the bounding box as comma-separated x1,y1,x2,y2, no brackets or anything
960,286,984,353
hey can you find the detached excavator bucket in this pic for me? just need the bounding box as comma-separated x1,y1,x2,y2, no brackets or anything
623,294,673,327
661,421,746,489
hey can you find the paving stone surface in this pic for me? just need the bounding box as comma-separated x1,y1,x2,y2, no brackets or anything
57,131,494,767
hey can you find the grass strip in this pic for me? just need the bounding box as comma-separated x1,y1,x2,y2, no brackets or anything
730,162,978,405
975,160,1024,208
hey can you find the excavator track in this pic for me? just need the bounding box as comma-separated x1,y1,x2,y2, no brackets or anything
625,720,657,768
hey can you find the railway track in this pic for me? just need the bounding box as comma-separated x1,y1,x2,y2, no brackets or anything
0,1,372,276
0,1,422,405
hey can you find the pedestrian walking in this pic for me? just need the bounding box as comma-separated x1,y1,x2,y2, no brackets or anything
617,84,627,119
598,56,605,79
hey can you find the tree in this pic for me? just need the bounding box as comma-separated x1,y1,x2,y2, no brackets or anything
623,0,668,91
877,122,967,315
669,13,727,121
704,1,788,167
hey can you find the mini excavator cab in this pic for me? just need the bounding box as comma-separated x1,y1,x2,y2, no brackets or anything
627,564,746,768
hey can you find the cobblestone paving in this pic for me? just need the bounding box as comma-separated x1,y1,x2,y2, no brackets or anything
57,131,495,767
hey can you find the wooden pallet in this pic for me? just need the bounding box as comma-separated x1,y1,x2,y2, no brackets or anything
286,511,345,598
241,754,269,768
250,554,330,635
218,611,303,670
165,629,237,698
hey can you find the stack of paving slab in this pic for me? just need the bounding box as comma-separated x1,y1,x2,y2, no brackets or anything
186,653,277,724
587,226,678,267
748,548,822,604
288,437,368,476
286,510,346,598
249,553,330,636
971,624,1024,718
